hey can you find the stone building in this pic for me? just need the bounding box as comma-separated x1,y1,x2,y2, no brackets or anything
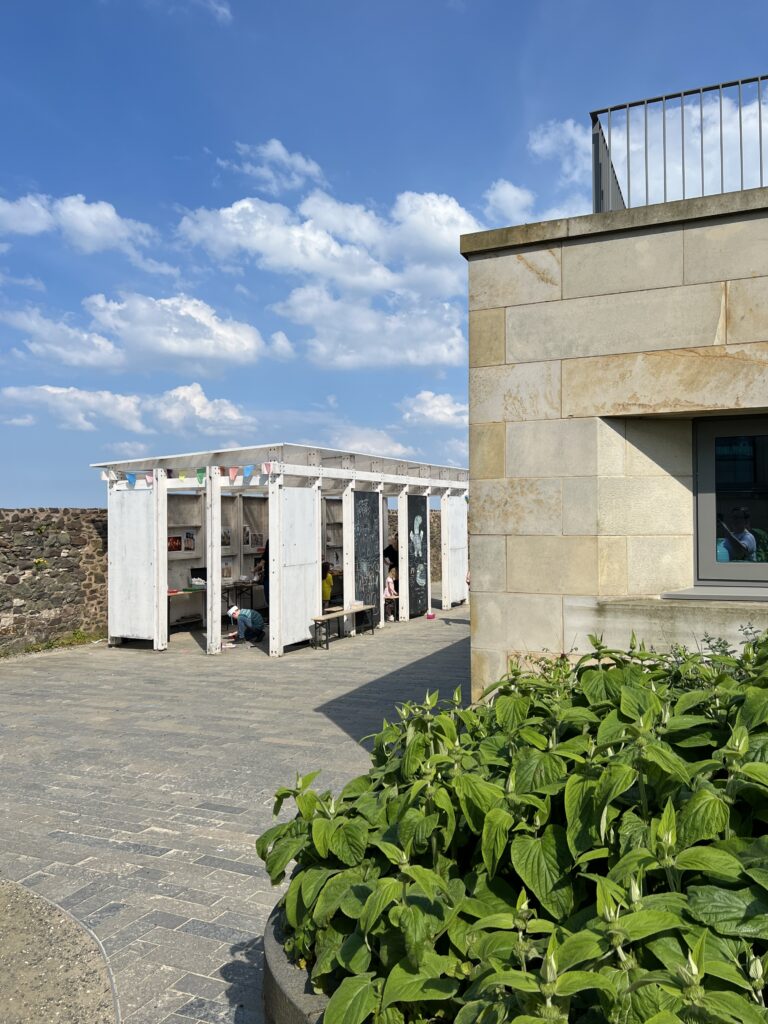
463,81,768,696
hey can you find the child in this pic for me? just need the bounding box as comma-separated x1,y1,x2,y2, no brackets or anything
384,566,398,622
321,561,333,610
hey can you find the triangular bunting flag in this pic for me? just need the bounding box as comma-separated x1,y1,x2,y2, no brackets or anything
196,468,205,485
178,470,187,481
228,466,239,483
126,473,136,487
145,472,153,486
243,464,254,479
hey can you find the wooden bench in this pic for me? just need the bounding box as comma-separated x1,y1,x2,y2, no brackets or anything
311,604,375,649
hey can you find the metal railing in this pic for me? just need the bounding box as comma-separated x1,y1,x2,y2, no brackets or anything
592,75,768,213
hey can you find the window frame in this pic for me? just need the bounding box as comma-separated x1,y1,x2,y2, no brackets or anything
695,416,768,585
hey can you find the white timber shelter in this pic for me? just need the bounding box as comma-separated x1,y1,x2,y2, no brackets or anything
92,443,469,657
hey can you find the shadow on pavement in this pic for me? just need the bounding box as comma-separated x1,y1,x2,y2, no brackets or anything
315,633,470,747
222,935,264,1023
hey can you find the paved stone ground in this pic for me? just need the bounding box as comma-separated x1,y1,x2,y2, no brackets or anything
0,604,470,1024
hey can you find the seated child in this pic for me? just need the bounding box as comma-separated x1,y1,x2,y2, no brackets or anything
228,605,265,643
384,566,398,622
322,561,333,610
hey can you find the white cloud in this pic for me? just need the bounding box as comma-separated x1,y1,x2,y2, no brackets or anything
193,0,232,22
442,436,468,466
0,380,252,437
0,194,55,235
179,196,396,293
0,271,45,291
528,118,592,187
0,193,176,275
274,284,466,369
0,308,124,367
1,385,147,432
147,382,253,433
483,180,536,223
399,390,468,427
269,330,296,360
108,441,150,458
327,425,415,459
85,292,266,363
218,139,326,195
2,413,35,427
299,191,385,248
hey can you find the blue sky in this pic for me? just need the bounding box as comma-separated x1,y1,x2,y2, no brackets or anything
1,0,767,506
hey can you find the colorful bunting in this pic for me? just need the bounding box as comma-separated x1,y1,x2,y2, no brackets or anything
126,473,136,487
262,461,272,475
228,466,239,484
243,464,254,479
145,472,153,486
196,468,205,485
178,470,187,481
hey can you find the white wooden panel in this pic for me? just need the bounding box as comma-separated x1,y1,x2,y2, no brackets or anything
280,485,319,647
108,487,156,639
446,496,469,605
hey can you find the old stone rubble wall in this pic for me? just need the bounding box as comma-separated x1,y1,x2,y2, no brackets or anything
0,508,108,655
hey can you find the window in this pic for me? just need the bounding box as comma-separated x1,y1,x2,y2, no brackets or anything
696,417,768,584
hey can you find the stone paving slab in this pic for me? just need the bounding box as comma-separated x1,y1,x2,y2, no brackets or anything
0,604,469,1023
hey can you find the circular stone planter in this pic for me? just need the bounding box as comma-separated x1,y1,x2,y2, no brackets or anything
264,905,328,1024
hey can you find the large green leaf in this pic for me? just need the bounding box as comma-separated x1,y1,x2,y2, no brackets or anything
621,684,662,721
300,865,340,910
675,846,744,882
555,970,616,996
514,749,566,794
739,687,768,731
313,867,365,926
338,930,373,973
616,909,681,942
360,877,401,935
324,973,378,1024
401,865,450,900
380,954,460,1008
264,836,307,883
399,904,430,968
311,817,337,858
701,990,768,1024
740,762,768,787
329,819,369,866
432,785,456,849
481,807,514,878
564,773,597,857
642,741,691,783
687,884,768,938
555,928,610,971
454,775,505,834
676,788,729,847
494,695,530,732
510,825,574,919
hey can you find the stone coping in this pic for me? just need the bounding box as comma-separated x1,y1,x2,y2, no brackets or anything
264,905,327,1024
460,185,768,256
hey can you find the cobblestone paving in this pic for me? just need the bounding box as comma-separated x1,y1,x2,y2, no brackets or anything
0,606,470,1024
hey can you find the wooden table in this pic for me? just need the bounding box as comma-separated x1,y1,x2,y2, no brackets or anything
311,604,375,649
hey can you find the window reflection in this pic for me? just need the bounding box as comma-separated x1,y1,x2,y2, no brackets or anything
715,435,768,563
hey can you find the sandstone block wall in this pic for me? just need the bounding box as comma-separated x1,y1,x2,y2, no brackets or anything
462,190,768,696
0,508,108,656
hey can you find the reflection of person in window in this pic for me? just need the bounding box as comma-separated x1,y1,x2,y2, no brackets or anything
718,507,757,561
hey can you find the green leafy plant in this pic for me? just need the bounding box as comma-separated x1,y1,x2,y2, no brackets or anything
257,633,768,1024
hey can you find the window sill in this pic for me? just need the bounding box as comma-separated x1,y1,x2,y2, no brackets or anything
662,586,768,602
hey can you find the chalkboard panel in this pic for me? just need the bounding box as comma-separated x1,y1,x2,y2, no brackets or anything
408,495,428,617
354,491,381,623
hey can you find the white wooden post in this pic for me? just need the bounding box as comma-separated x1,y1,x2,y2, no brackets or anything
268,469,282,656
425,488,432,614
314,476,322,615
376,483,385,628
342,481,355,635
107,476,122,647
440,490,451,610
397,486,409,621
153,468,169,651
205,466,222,654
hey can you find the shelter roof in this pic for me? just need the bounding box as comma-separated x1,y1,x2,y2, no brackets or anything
91,441,467,483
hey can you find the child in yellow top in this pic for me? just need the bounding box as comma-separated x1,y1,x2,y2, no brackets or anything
322,561,333,609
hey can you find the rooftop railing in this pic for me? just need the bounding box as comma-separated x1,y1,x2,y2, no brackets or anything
592,75,768,213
